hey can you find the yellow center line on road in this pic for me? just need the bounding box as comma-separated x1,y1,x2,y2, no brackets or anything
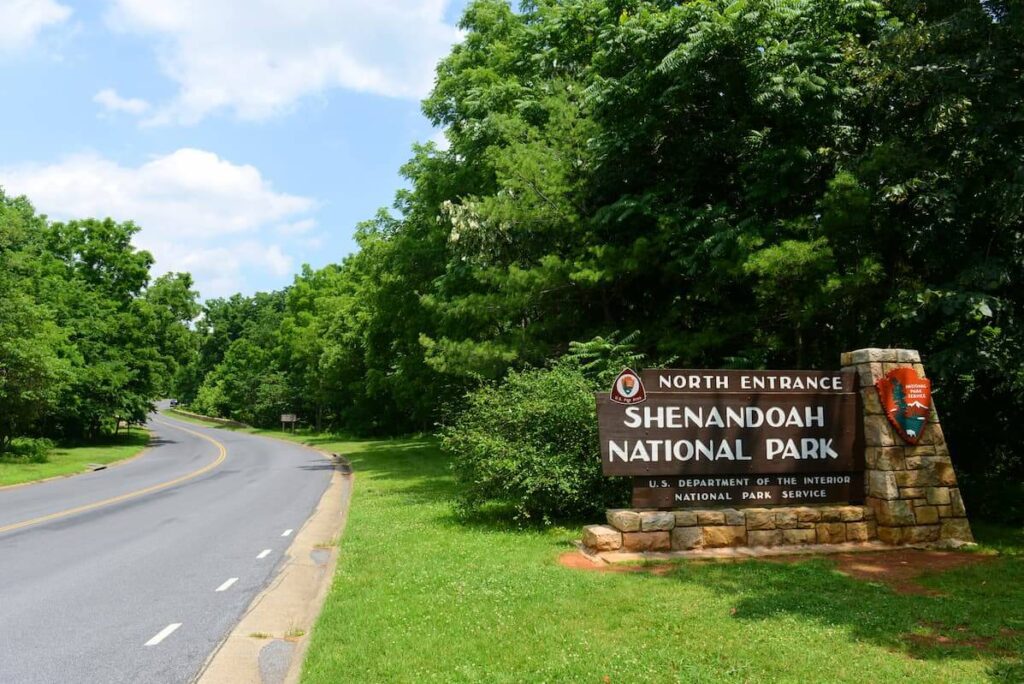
0,418,228,536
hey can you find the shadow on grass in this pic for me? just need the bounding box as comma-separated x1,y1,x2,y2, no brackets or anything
636,540,1024,674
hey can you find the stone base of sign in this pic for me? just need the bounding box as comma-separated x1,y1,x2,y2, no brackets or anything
840,348,973,546
588,504,877,552
577,539,899,565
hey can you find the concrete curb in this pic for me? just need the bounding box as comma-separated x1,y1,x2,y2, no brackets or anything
194,435,353,684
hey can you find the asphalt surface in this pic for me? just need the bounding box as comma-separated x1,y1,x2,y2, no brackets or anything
0,407,334,684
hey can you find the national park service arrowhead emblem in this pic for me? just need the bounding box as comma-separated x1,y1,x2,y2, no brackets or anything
610,368,646,405
875,367,932,445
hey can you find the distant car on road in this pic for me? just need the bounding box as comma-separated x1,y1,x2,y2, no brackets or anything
169,399,179,407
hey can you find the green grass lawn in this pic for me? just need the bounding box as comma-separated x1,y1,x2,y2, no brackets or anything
279,434,1022,683
155,413,1024,682
0,430,151,487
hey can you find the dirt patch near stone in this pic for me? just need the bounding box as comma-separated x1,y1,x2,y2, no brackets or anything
903,622,1021,657
769,549,995,595
558,551,675,575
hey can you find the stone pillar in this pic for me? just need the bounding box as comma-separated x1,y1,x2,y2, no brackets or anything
840,348,973,546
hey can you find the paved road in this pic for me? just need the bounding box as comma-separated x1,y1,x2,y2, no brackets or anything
0,408,334,684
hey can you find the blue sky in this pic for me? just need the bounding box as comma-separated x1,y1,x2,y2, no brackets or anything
0,0,468,299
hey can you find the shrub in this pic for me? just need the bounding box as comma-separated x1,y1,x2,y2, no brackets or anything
442,361,628,524
0,437,54,463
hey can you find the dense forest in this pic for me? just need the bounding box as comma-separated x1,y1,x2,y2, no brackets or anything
2,1,1021,520
0,191,197,452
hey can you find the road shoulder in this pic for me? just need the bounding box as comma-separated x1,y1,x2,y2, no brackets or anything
197,444,353,684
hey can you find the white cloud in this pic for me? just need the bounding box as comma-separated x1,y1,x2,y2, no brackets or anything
0,148,315,298
0,0,72,54
94,87,151,115
276,217,318,236
104,0,462,125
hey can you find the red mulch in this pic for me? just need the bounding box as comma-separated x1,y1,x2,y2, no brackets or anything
558,551,675,575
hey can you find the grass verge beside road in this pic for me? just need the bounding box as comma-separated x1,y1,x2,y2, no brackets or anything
0,431,150,488
157,412,1024,682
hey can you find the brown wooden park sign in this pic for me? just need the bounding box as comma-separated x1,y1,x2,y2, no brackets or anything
597,368,865,508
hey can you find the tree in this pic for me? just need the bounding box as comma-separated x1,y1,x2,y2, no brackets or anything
0,191,68,448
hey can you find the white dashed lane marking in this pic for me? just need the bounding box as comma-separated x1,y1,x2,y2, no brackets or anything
281,529,293,537
215,577,239,592
145,623,181,646
257,549,271,559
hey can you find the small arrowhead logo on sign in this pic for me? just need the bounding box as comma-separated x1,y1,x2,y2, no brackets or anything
610,368,646,405
875,367,932,445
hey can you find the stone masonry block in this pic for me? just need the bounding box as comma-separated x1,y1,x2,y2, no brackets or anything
867,471,900,500
881,362,900,375
950,489,967,517
857,362,883,387
782,528,817,545
816,522,846,544
896,349,921,363
621,531,671,552
583,525,622,551
940,518,974,543
640,511,675,531
895,468,938,488
819,506,845,522
864,415,897,447
872,499,916,526
903,446,936,470
722,509,745,526
877,526,903,545
775,510,798,529
696,511,726,525
848,349,875,364
904,525,941,544
702,526,746,548
607,509,641,532
850,348,900,364
935,461,957,487
748,530,783,547
860,388,885,415
746,509,775,530
839,506,864,522
926,487,951,505
795,507,821,523
919,424,946,446
914,506,940,525
866,447,905,471
671,526,703,550
674,511,698,527
845,522,871,542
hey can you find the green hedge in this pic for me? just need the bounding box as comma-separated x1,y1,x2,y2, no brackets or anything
442,362,628,524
